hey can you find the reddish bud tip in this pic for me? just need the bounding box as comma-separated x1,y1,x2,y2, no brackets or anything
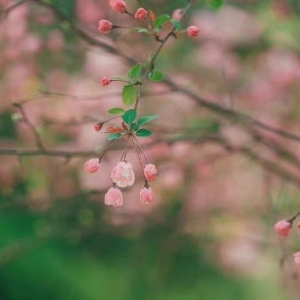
187,26,200,38
109,0,127,13
101,76,111,87
274,220,292,238
84,158,100,173
94,123,103,132
135,8,148,20
98,19,113,33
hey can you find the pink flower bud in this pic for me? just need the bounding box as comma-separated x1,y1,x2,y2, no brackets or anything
140,187,154,204
274,220,292,238
109,0,127,13
94,123,103,132
135,8,148,20
111,161,135,188
101,76,111,87
84,158,100,173
172,9,183,21
143,164,157,181
294,252,300,266
105,187,123,207
187,26,200,38
98,19,113,33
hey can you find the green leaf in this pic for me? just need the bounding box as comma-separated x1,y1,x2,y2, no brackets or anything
108,108,125,115
108,133,121,141
137,115,159,127
148,70,164,82
128,64,141,79
206,0,223,9
137,28,151,33
171,20,181,30
154,14,171,28
122,109,137,125
130,122,139,131
122,84,137,106
136,129,153,137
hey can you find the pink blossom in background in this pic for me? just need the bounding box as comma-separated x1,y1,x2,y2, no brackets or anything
172,9,183,21
46,30,65,52
294,252,300,266
105,187,123,207
111,161,135,188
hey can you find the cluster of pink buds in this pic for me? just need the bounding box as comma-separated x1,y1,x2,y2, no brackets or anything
84,108,158,207
97,0,200,38
274,213,300,265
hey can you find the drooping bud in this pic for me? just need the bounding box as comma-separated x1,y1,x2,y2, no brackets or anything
105,187,123,207
111,161,135,188
143,164,157,181
140,187,154,204
84,158,100,173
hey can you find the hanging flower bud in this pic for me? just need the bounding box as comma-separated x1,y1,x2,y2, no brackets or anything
101,76,111,87
143,164,157,181
111,161,135,188
135,8,148,20
94,122,103,132
109,0,127,13
187,26,200,38
140,187,154,204
84,158,100,173
274,220,292,238
105,187,123,207
98,19,113,33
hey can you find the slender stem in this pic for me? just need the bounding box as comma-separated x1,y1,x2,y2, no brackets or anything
131,136,147,180
133,135,149,164
99,135,125,161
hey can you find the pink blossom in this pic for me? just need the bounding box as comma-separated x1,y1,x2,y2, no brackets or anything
187,26,200,38
105,187,123,207
135,8,148,20
294,252,300,266
144,164,157,181
274,220,291,238
140,187,154,204
101,76,111,87
109,0,127,13
111,161,135,188
172,9,183,21
84,158,100,173
98,20,113,33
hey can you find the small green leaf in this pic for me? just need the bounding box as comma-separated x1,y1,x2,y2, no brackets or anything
148,70,164,82
154,14,171,28
171,20,181,30
206,0,223,9
137,28,151,33
130,122,139,131
137,115,159,127
136,129,153,137
108,108,125,115
128,64,142,79
108,133,121,141
122,109,137,125
122,84,137,106
11,113,21,122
